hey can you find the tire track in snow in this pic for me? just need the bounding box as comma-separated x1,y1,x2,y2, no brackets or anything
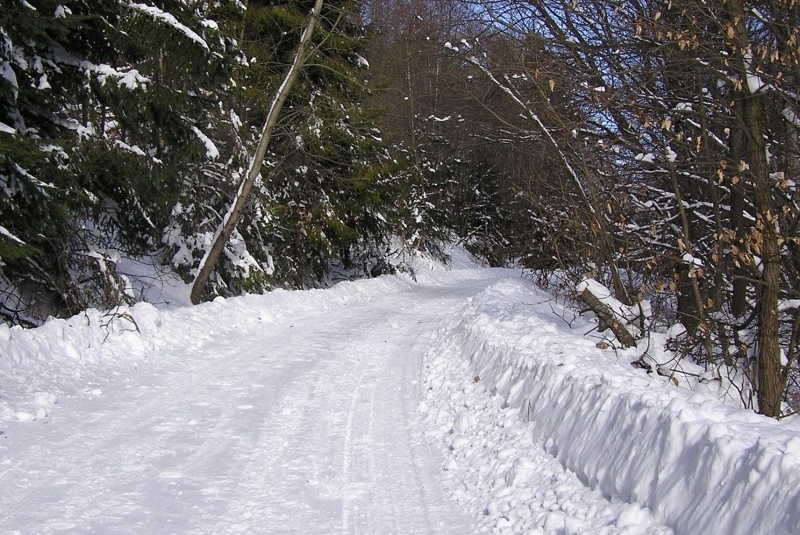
340,370,365,533
192,320,349,535
195,280,495,535
338,298,479,535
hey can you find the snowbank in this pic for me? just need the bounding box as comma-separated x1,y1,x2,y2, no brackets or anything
430,278,800,535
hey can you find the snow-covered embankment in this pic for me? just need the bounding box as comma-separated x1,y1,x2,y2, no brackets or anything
424,278,800,535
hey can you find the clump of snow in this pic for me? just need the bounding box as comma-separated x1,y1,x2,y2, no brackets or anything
54,5,72,18
681,252,704,268
15,411,35,422
191,126,219,160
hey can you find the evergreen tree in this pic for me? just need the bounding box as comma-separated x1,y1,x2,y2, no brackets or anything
1,0,241,324
182,0,401,300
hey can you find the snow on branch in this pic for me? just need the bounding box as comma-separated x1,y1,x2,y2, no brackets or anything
78,61,150,89
191,126,219,160
125,2,210,51
0,225,26,245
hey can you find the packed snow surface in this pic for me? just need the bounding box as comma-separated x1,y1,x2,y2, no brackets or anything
1,264,798,534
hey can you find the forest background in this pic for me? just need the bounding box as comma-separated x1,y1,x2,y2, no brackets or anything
1,0,799,417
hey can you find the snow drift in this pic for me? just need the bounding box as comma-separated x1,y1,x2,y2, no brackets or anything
433,278,800,535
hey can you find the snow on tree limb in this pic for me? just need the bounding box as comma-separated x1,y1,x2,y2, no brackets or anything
191,126,220,160
0,225,26,245
125,2,210,51
576,278,638,348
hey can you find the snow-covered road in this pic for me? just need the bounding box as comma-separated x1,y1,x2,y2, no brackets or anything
2,265,799,535
1,273,496,534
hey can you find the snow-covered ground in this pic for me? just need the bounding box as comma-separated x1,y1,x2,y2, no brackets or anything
1,260,798,534
421,279,800,535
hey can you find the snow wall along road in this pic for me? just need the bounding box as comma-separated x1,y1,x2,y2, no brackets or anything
426,279,800,535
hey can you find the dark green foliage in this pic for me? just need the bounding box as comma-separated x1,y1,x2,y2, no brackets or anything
1,0,449,322
179,0,403,294
1,0,243,323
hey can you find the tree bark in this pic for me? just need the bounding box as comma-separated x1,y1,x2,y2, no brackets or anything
666,157,714,363
729,0,783,416
728,109,749,320
190,0,324,304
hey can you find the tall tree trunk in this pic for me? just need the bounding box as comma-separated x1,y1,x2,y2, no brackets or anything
667,157,714,363
729,0,783,416
190,0,324,304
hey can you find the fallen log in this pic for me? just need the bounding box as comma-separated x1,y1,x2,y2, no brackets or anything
577,285,637,348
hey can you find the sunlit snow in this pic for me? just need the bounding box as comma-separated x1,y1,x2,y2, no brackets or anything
191,126,220,160
1,252,798,534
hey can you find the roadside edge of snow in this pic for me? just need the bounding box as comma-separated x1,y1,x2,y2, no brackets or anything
423,277,800,535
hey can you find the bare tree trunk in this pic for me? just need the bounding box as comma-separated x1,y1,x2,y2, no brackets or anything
190,0,324,304
728,111,749,320
729,0,783,416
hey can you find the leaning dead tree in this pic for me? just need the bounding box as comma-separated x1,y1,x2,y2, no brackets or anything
190,0,325,305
